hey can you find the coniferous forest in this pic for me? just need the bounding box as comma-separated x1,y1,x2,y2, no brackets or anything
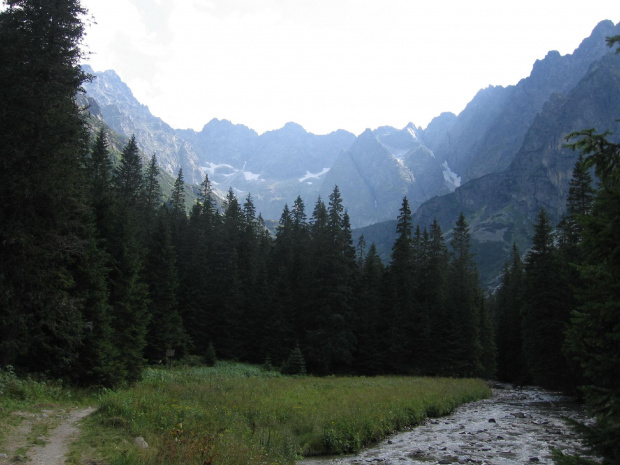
1,1,619,462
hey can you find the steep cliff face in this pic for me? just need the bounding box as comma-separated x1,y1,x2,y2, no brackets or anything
424,20,620,184
411,52,620,283
83,67,356,217
81,20,620,238
83,66,205,184
177,118,258,168
321,125,451,228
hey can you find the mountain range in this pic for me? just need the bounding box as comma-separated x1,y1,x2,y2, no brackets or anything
82,19,620,283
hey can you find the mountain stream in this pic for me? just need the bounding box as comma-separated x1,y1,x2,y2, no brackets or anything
299,384,598,465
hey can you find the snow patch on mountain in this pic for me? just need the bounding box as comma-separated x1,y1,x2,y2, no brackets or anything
201,162,236,175
299,168,330,183
442,161,461,189
243,171,263,181
393,155,406,167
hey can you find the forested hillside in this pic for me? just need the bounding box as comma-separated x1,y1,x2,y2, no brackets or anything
0,0,495,383
1,2,619,462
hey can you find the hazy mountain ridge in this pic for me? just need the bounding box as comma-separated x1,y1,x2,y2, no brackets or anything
83,69,357,218
82,65,205,184
322,125,453,227
80,20,620,283
423,20,620,183
409,51,620,283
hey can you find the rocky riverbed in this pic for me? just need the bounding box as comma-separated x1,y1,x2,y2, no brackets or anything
299,384,598,465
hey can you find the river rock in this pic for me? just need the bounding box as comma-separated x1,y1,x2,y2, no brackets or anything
298,386,599,465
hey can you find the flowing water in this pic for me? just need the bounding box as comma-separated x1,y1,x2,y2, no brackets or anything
299,384,598,465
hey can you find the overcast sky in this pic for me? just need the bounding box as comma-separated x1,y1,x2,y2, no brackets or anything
80,0,620,135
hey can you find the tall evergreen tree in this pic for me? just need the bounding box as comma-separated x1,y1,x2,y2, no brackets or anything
563,126,620,463
178,175,219,357
557,153,595,259
265,204,298,364
0,0,105,377
107,137,150,382
446,213,485,376
169,168,186,218
114,135,144,207
386,197,416,372
143,207,187,363
303,190,355,374
522,208,571,389
143,154,161,229
493,244,528,383
422,219,451,374
106,206,150,383
290,195,310,310
352,243,386,374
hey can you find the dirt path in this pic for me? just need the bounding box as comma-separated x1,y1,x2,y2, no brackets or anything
0,406,96,465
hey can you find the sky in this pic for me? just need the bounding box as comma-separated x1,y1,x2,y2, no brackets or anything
79,0,620,136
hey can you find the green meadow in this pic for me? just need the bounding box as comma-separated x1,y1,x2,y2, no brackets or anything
70,363,490,464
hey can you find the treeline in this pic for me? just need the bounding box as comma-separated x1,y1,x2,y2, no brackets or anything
6,121,500,384
0,0,497,386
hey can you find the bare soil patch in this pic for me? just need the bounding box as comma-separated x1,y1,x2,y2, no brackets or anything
0,406,95,465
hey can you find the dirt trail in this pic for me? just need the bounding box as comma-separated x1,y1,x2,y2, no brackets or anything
0,406,95,465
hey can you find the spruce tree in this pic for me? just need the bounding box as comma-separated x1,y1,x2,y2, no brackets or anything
522,208,571,389
265,204,298,364
423,219,451,375
446,213,484,376
143,154,161,229
0,0,104,377
557,153,595,260
282,345,306,376
114,135,144,207
352,243,386,374
304,191,355,374
386,197,416,372
107,137,150,382
563,126,620,462
169,168,186,218
178,175,219,357
493,244,528,383
290,195,310,313
144,207,187,363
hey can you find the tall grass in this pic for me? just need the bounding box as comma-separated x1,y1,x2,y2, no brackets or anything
89,362,490,465
0,366,86,408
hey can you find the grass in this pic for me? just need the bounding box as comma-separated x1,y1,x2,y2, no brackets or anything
0,366,95,461
1,363,491,464
0,366,91,410
73,362,490,464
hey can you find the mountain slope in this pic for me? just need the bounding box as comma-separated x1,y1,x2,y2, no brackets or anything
412,52,620,284
82,66,205,184
422,20,620,183
321,125,454,228
83,67,356,217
